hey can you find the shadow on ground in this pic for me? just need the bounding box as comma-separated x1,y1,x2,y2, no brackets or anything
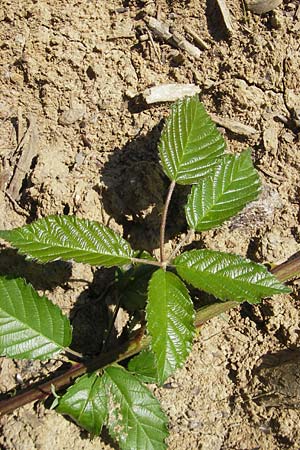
0,247,72,290
101,123,189,252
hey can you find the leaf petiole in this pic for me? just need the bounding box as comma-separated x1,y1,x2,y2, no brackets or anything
65,347,84,360
160,180,176,263
131,257,163,267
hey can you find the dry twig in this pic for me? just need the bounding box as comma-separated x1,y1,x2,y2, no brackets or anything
215,0,234,34
146,16,201,59
210,114,258,136
184,25,210,50
7,114,39,201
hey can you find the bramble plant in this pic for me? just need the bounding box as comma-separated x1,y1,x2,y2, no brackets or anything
0,96,291,449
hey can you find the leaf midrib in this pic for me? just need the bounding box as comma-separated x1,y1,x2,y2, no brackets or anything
174,102,199,179
11,235,132,260
0,287,65,350
105,369,164,446
177,263,275,292
77,375,100,426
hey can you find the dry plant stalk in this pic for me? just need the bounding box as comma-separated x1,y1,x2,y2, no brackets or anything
146,16,201,59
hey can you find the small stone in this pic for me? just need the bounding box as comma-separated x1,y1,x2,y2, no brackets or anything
10,72,23,85
59,100,86,126
246,0,282,14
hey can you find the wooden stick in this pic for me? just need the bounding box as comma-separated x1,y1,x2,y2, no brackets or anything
184,25,210,50
146,17,201,59
210,113,258,136
7,115,39,200
216,0,234,34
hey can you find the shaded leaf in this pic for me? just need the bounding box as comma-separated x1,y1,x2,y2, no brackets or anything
186,150,261,231
175,250,290,304
0,276,71,359
146,270,195,384
159,95,226,185
0,215,133,267
116,265,157,312
128,350,158,383
104,365,168,450
57,373,107,435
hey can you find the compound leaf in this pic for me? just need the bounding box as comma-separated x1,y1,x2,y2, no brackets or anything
104,365,168,450
186,150,261,231
159,95,226,185
0,276,71,359
146,269,195,384
0,215,133,267
127,350,158,383
175,250,290,304
57,373,107,435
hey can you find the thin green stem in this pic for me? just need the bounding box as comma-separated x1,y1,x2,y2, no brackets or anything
101,292,121,353
131,257,163,267
160,180,176,263
65,347,84,359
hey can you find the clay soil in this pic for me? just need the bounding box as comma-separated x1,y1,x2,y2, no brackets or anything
0,0,300,449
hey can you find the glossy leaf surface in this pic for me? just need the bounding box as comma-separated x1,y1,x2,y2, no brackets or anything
57,373,107,435
159,95,226,184
0,215,133,267
127,350,158,383
104,365,168,450
186,150,261,231
175,250,290,303
0,276,71,359
146,269,195,384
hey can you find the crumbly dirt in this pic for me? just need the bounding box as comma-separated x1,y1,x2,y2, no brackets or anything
0,0,300,449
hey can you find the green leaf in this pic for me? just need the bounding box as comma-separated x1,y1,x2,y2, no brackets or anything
0,215,133,267
117,265,157,312
186,150,261,231
104,365,168,450
127,350,158,383
146,270,195,384
159,95,226,185
0,276,71,359
175,250,290,304
57,373,107,435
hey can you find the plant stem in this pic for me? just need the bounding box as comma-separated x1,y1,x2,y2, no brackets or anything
0,328,149,417
101,291,121,353
65,347,84,359
160,180,176,263
131,257,162,267
0,253,299,417
168,229,195,262
270,252,300,283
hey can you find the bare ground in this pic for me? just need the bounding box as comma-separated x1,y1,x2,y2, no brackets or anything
0,0,300,449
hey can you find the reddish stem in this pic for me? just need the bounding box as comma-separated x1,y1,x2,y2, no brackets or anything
0,253,299,417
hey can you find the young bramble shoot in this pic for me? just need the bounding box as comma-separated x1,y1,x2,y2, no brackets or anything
0,95,290,450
